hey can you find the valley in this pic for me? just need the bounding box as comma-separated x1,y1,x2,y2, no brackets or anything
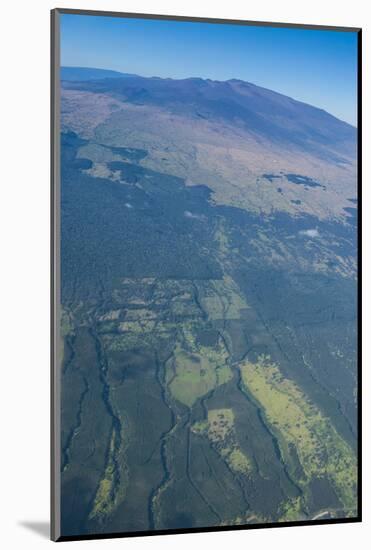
59,69,358,536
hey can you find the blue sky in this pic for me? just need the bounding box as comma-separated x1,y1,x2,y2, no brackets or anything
61,14,358,125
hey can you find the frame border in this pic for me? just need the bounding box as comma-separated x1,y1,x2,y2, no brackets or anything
51,7,61,543
51,8,362,542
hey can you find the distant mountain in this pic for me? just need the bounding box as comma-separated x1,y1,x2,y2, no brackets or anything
59,67,358,535
60,66,137,81
61,70,357,221
62,73,356,161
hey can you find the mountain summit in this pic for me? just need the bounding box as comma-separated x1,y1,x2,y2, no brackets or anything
61,69,356,221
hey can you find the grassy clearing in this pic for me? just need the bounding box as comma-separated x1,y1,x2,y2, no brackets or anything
168,345,217,407
104,330,169,353
168,332,232,407
99,310,121,322
195,332,232,388
88,422,127,524
89,431,120,522
208,408,235,442
201,276,249,320
216,365,233,386
118,320,156,332
240,357,357,513
228,449,252,475
278,497,303,522
192,408,253,478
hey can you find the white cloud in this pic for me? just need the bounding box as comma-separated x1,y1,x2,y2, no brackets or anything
299,228,320,238
184,210,205,221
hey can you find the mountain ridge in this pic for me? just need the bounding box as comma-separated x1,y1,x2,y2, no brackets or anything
61,66,356,130
61,66,357,221
61,66,138,81
62,68,356,163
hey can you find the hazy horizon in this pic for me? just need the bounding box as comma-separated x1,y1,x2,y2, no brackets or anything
61,14,358,125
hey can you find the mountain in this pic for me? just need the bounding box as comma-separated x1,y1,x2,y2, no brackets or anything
60,66,137,81
59,69,358,536
61,73,357,222
64,74,356,158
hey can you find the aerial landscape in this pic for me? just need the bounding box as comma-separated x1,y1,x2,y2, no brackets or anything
57,14,358,538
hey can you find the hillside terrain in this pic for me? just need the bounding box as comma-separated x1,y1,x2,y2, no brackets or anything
59,68,358,536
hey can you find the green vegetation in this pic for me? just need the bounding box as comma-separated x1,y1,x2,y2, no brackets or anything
89,432,118,521
221,513,266,526
60,81,358,534
193,408,253,478
200,275,249,320
278,497,304,522
167,328,232,407
207,408,235,442
168,345,217,407
227,449,252,475
216,365,233,386
240,357,357,513
89,427,127,523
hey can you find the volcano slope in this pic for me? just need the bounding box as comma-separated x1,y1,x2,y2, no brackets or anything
59,71,358,536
